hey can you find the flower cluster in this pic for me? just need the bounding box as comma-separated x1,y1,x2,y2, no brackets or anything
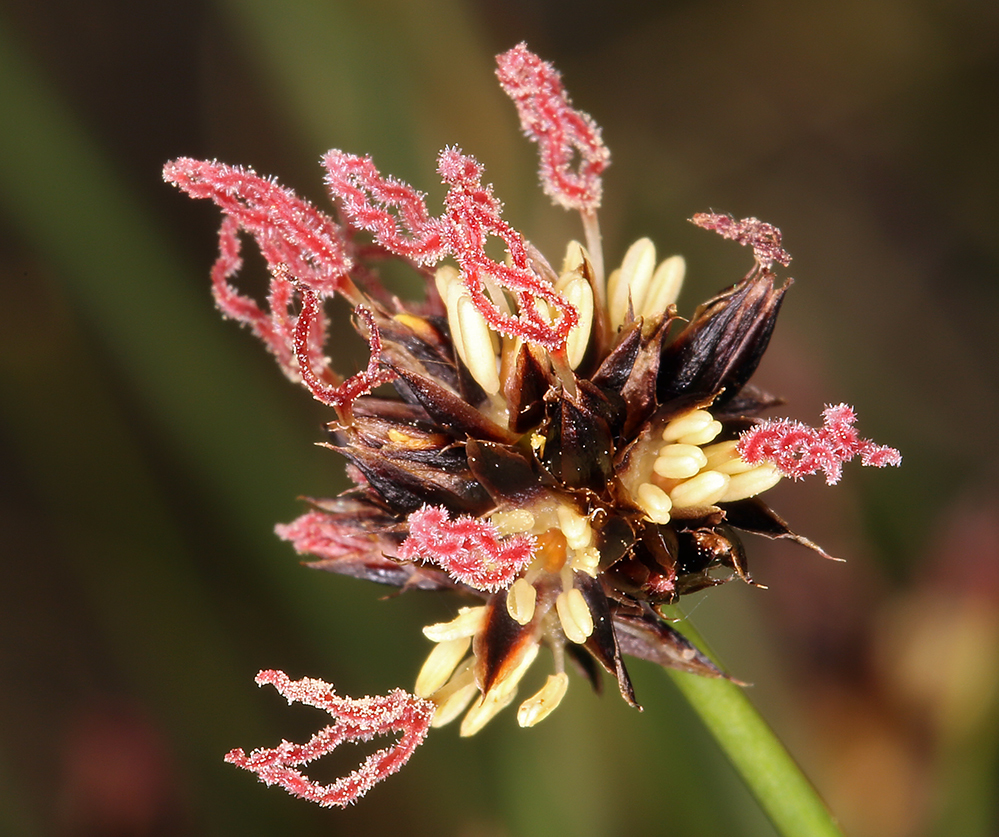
165,42,900,807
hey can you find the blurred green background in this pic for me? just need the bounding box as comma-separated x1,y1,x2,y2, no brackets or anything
2,1,997,835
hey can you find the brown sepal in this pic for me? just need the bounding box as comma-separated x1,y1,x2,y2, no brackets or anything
473,594,539,694
613,608,735,680
722,498,840,561
575,573,639,708
391,367,516,444
658,273,789,408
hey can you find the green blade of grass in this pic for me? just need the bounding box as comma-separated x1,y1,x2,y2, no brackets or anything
668,620,845,837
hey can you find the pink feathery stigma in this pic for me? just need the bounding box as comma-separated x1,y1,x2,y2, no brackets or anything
225,670,434,808
293,288,395,410
163,158,351,295
495,43,610,213
323,150,449,264
437,147,578,351
691,212,792,269
737,403,902,485
204,216,298,379
399,505,536,592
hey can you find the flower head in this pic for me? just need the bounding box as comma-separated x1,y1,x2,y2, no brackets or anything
165,43,899,807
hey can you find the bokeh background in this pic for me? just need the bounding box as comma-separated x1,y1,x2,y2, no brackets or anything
2,1,998,835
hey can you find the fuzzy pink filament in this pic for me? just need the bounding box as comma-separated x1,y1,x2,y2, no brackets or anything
224,670,434,808
399,504,536,592
691,212,792,269
496,42,609,213
738,403,902,484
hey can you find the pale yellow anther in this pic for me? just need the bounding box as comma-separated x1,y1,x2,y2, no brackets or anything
676,420,723,447
415,636,470,698
701,440,755,474
561,240,586,275
561,275,595,370
638,255,685,318
434,265,460,302
608,237,656,328
517,672,570,728
430,662,477,728
506,578,537,625
556,587,594,644
456,295,500,394
459,689,517,737
669,470,731,509
653,443,709,480
556,505,592,550
491,643,540,703
460,643,539,736
423,606,487,642
490,509,536,535
662,410,716,442
718,464,782,503
636,482,673,524
571,546,601,577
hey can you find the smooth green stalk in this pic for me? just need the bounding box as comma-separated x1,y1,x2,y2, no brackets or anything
669,620,844,837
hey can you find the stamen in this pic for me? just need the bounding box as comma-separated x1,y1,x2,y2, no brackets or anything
607,237,656,329
456,295,501,394
517,672,569,728
701,440,755,474
560,275,595,370
636,482,673,524
430,662,478,728
506,577,538,625
491,509,536,535
415,637,471,698
556,505,592,550
669,470,730,509
423,606,487,642
459,644,539,736
718,464,782,503
661,410,716,443
653,443,709,480
571,546,601,577
638,255,685,319
556,587,594,644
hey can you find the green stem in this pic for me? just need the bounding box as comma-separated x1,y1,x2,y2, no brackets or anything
668,621,845,837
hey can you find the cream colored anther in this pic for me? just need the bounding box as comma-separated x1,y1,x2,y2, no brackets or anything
701,440,754,474
662,410,718,444
430,662,477,728
506,578,537,625
607,237,656,328
415,636,470,698
638,255,685,319
571,546,601,577
654,443,708,480
517,672,570,728
455,296,500,394
559,275,595,370
460,644,539,736
669,470,731,509
423,606,487,642
718,464,782,503
556,587,594,644
556,505,592,550
490,509,536,535
636,482,673,524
